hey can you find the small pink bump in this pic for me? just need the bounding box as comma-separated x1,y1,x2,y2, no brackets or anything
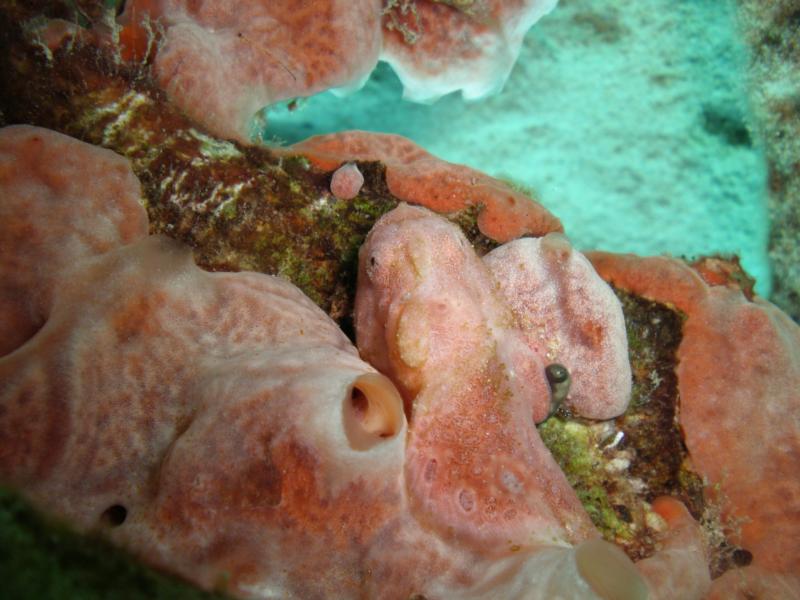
330,162,364,200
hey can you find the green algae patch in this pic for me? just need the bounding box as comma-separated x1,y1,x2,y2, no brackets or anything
538,420,594,477
217,198,238,221
0,487,230,600
446,203,500,257
538,418,633,543
539,289,703,561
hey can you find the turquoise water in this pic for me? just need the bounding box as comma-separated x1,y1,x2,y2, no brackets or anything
264,0,771,296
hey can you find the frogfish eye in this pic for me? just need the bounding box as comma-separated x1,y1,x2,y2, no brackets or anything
545,363,571,417
545,363,569,385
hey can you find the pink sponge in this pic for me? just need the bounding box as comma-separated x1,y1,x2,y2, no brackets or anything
381,0,558,102
288,130,563,241
0,127,716,599
355,203,595,548
121,0,382,142
330,162,365,200
589,251,800,595
0,125,148,356
0,126,408,597
118,1,557,142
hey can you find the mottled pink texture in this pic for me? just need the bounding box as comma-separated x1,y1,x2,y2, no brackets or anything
0,124,147,356
355,204,708,599
1,237,414,597
484,234,631,419
355,204,552,422
707,567,800,600
355,204,595,547
117,1,558,142
0,126,412,598
637,497,711,600
330,162,364,200
121,0,382,141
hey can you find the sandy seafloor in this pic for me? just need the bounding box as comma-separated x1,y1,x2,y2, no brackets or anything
265,0,771,296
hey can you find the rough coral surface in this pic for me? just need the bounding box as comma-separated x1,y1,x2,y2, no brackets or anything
484,234,631,419
588,251,800,597
288,130,563,240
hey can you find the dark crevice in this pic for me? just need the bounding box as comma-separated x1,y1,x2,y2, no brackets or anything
101,504,127,527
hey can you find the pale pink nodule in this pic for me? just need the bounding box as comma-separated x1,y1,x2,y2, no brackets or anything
330,162,364,200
